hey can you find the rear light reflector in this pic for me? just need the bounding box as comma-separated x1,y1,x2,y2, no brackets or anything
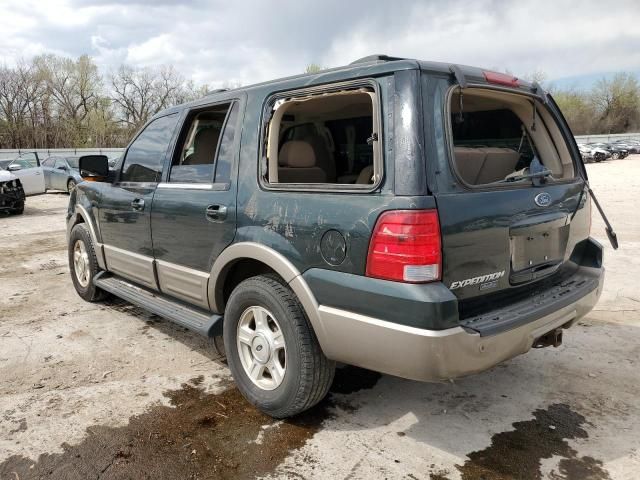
366,209,442,283
483,71,520,87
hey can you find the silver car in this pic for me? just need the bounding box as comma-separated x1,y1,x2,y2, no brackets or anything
41,156,84,193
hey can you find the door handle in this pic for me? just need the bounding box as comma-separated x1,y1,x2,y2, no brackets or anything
131,198,145,211
206,204,227,221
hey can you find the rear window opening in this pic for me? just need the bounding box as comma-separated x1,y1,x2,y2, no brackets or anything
448,89,575,186
264,87,381,187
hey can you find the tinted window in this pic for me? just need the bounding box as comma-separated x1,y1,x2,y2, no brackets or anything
214,102,239,183
121,113,179,183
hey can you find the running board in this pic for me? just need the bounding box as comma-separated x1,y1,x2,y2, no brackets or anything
94,272,222,337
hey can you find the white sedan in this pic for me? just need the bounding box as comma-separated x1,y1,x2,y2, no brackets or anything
0,152,46,196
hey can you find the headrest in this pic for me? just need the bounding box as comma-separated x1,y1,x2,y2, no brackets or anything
279,141,316,168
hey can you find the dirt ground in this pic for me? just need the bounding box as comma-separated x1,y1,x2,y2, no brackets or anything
1,157,639,480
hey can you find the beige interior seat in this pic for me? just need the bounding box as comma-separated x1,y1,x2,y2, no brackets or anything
453,147,487,184
475,147,520,184
356,164,373,184
278,141,327,183
307,134,336,182
184,127,220,165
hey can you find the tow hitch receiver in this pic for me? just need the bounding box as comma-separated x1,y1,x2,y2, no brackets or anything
533,328,563,348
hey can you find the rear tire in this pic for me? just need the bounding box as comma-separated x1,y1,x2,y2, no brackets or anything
223,274,335,418
68,223,108,302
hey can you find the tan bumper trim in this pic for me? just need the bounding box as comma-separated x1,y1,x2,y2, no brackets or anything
316,273,602,382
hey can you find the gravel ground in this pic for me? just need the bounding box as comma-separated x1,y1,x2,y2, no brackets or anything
1,157,639,479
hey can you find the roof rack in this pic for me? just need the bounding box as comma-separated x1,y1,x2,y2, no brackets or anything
205,88,229,96
350,54,406,65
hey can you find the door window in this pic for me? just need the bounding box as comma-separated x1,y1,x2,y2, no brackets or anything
121,113,179,183
169,103,238,184
54,158,67,169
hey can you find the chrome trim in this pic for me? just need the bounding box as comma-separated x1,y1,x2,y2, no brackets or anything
157,183,214,190
103,244,157,289
156,259,210,309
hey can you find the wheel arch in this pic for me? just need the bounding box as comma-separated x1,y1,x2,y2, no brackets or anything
208,242,330,352
69,203,106,270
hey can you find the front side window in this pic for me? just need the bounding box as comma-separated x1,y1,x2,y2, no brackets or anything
263,85,381,187
41,157,55,167
448,89,575,186
121,113,179,183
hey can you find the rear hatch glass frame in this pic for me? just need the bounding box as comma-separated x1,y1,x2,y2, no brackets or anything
443,84,582,192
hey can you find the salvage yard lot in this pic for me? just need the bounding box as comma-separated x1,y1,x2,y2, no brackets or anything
1,158,639,479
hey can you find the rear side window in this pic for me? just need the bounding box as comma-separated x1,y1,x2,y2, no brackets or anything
169,102,238,184
262,84,382,188
448,89,575,186
121,113,179,183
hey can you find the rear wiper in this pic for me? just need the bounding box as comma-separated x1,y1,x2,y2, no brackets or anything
490,168,554,185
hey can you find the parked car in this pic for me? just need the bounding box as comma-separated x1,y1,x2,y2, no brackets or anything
586,142,628,160
577,144,609,162
611,140,640,154
0,152,46,195
42,156,84,192
577,144,595,162
67,55,606,418
0,169,26,215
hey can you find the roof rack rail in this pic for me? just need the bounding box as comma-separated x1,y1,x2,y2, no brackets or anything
205,88,229,96
350,54,406,65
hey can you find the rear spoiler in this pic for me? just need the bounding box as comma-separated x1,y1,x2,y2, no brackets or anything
449,64,547,101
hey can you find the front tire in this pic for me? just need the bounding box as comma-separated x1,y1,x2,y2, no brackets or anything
224,274,335,418
68,223,107,302
67,179,77,193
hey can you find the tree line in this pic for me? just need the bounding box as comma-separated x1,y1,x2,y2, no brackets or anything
1,54,639,149
0,54,211,149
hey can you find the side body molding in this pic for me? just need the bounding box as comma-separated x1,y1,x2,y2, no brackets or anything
208,242,332,351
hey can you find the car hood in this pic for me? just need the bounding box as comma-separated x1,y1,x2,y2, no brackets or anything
0,170,17,182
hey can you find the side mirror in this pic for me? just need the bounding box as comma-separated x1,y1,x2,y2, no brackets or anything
79,155,109,181
57,165,67,171
8,164,22,172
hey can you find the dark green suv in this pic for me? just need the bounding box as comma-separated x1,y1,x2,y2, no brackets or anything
66,55,605,418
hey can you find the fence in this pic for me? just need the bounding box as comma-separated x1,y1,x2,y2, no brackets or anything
2,133,640,160
0,148,124,160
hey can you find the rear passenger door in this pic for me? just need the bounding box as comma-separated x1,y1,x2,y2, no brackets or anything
98,113,180,289
150,100,242,309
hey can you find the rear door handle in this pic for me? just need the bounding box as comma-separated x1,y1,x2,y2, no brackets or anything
131,198,145,211
206,204,227,221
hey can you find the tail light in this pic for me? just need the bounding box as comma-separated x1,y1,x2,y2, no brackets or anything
366,209,442,283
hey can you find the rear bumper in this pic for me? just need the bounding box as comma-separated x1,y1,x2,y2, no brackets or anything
310,239,604,382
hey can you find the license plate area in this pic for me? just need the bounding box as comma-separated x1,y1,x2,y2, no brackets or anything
510,224,569,283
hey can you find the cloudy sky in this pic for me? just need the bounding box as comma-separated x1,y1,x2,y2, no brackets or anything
1,0,639,89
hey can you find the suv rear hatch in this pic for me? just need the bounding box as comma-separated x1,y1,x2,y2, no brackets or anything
427,72,593,329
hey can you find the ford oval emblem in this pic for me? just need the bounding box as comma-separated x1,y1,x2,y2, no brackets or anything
535,192,552,207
